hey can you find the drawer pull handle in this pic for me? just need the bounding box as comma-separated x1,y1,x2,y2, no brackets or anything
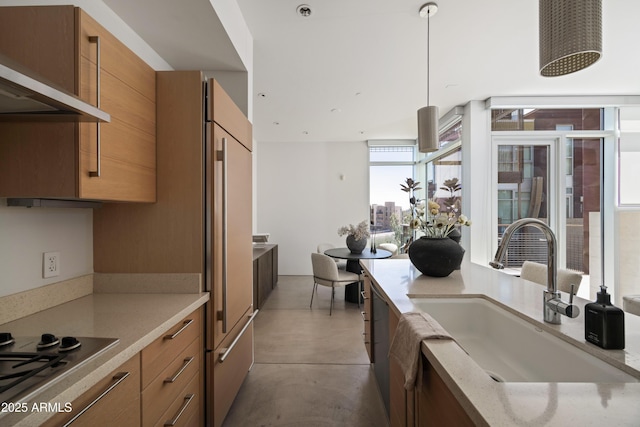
62,371,130,426
360,290,369,300
164,319,194,340
164,393,195,426
164,357,194,383
219,309,259,363
360,311,369,321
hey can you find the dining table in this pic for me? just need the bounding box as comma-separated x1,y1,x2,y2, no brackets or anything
324,247,392,303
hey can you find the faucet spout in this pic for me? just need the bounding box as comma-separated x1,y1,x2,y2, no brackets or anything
490,218,579,324
492,218,557,294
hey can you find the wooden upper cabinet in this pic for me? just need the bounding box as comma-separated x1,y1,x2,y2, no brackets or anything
0,6,156,202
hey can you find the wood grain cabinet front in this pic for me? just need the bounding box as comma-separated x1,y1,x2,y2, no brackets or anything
362,275,373,361
141,308,203,427
41,354,141,427
210,306,254,427
0,6,156,202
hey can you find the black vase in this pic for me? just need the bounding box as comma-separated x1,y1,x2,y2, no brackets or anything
408,236,465,277
346,235,367,254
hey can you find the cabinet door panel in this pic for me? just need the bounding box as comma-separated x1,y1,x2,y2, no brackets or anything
0,123,77,198
212,124,253,348
77,12,156,202
41,354,141,427
0,6,76,91
210,307,254,427
78,10,155,102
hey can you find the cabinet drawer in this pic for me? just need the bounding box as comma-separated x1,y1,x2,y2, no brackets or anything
210,307,254,427
154,374,201,427
142,308,201,388
41,354,140,427
142,338,200,427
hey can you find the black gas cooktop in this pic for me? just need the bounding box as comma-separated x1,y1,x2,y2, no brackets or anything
0,332,118,405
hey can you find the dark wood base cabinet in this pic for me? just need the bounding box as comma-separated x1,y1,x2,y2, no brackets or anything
253,244,278,309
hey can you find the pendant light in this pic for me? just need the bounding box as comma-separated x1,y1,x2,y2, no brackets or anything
417,2,439,152
539,0,602,77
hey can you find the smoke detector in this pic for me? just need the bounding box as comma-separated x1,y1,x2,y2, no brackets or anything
296,4,312,17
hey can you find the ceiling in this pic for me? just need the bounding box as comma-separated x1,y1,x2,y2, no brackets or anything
104,0,640,144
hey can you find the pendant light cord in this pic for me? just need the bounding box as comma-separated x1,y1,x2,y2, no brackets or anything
427,12,430,106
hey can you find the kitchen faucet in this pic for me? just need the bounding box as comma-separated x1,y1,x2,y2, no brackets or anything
490,218,580,324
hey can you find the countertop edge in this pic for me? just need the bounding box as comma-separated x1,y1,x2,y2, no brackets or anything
363,258,640,425
2,292,209,427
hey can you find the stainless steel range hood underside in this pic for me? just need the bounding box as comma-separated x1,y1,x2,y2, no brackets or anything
0,55,110,123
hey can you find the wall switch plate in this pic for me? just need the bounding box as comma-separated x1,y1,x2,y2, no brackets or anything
43,251,60,278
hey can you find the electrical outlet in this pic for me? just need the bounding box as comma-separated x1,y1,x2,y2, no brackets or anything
43,252,60,278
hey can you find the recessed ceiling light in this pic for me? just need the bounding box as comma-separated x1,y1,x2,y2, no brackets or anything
296,4,312,17
257,93,267,98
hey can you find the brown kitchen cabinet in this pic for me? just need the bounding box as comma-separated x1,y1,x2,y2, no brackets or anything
253,244,278,309
362,274,373,361
41,354,141,427
141,308,203,427
389,309,416,427
416,357,475,427
93,72,253,427
0,6,156,202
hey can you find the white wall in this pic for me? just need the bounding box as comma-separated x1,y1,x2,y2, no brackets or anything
256,140,370,275
0,201,93,297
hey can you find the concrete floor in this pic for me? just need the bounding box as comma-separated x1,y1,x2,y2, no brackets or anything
222,276,389,427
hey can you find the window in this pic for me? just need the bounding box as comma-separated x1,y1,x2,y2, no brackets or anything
491,108,602,131
491,108,604,298
369,145,415,246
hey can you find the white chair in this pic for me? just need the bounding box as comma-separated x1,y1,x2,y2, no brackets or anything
623,295,640,316
520,261,582,294
310,253,361,315
317,243,346,269
378,243,398,256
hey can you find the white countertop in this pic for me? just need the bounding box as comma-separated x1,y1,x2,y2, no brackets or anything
361,258,640,426
0,292,209,426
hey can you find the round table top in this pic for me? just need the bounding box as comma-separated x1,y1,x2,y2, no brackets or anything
324,247,392,260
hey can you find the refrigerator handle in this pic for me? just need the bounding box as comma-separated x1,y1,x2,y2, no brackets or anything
216,137,229,333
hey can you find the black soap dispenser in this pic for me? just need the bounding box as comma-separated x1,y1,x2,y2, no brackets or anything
585,285,625,349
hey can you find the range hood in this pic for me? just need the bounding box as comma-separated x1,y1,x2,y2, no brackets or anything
0,54,110,122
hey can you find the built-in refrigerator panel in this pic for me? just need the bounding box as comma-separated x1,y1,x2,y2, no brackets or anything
207,108,253,350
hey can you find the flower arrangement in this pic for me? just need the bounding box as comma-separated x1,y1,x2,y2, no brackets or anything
337,220,371,241
400,177,471,239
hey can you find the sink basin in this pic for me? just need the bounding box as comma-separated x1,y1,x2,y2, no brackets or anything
410,297,638,383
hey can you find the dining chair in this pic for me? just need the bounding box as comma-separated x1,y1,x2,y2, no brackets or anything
317,243,346,269
520,260,582,294
378,243,398,256
310,253,361,315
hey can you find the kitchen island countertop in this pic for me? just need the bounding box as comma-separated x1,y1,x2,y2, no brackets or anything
361,258,640,426
0,291,209,427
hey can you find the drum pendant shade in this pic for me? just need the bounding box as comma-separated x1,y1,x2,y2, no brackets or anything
418,106,439,152
539,0,602,77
